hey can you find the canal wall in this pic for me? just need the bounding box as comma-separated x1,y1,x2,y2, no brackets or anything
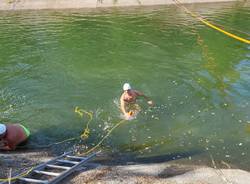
0,0,240,11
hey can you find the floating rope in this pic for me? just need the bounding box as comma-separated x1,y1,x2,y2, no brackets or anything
74,106,93,140
74,106,128,155
81,119,126,155
17,107,93,149
173,0,250,44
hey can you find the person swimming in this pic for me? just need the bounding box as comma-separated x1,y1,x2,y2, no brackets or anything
120,83,154,120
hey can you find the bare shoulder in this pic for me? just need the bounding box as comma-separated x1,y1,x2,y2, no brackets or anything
120,92,125,100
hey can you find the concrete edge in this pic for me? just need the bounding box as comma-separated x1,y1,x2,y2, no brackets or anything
0,0,240,11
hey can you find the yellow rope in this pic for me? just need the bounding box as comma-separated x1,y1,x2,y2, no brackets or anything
18,107,93,149
80,119,126,155
0,167,34,182
74,106,128,155
74,106,93,140
47,136,79,146
173,0,250,44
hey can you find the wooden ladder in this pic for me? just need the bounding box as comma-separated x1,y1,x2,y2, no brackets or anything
1,151,100,184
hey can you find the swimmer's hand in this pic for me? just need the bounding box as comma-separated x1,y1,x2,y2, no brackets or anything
147,100,154,106
124,111,133,120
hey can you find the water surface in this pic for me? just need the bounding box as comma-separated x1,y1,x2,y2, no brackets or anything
0,2,249,170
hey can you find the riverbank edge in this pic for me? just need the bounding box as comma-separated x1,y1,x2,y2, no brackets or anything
0,0,239,11
1,151,250,184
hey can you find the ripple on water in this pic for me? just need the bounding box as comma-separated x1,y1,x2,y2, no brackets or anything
0,3,250,170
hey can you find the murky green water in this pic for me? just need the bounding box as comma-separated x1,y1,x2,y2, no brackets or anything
0,2,249,169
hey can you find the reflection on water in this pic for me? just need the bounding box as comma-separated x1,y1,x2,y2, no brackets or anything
0,2,249,170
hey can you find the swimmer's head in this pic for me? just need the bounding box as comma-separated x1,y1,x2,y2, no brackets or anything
123,83,131,91
0,123,6,136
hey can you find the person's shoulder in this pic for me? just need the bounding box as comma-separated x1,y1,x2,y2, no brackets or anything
7,123,22,130
120,92,125,99
12,123,21,127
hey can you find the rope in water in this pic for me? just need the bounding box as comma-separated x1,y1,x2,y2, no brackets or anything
25,107,123,151
74,106,127,155
74,106,93,140
80,119,126,155
173,0,250,44
16,107,94,149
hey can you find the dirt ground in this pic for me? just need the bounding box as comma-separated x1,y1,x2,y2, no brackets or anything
1,150,250,184
0,150,52,179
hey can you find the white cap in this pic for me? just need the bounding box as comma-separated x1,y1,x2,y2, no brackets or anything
123,83,131,91
0,124,6,135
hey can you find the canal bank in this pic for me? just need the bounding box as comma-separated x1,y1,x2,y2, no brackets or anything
0,0,242,11
1,150,250,184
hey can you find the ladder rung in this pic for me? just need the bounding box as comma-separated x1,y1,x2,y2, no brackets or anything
46,164,71,170
57,159,79,164
19,177,49,183
66,155,86,160
34,170,61,177
14,151,99,184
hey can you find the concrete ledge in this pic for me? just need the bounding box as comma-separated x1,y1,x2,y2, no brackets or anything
0,0,238,11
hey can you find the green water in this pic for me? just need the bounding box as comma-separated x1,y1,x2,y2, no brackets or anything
0,2,249,169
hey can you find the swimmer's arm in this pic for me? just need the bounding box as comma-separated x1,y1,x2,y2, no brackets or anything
0,145,12,151
0,140,12,151
136,91,154,105
120,94,127,115
136,90,151,101
0,140,4,147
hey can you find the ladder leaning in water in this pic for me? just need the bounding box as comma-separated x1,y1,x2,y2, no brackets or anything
0,151,101,184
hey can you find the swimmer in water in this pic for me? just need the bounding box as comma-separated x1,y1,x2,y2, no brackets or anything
120,83,154,120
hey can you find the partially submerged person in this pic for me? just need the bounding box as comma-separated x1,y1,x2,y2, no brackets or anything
0,123,30,151
120,83,154,120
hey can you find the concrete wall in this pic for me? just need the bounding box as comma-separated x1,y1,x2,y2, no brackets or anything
0,0,239,10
